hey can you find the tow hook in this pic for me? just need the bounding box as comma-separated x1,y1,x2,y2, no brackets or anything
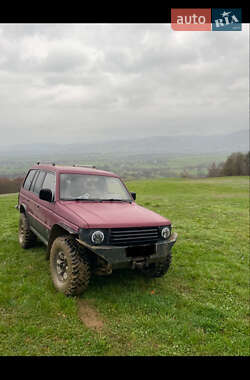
131,257,149,270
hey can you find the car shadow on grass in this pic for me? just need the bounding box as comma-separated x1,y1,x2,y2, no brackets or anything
85,267,174,300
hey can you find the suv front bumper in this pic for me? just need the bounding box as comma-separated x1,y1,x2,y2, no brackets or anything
77,232,177,270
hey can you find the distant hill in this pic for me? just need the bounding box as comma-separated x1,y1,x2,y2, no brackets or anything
0,129,248,158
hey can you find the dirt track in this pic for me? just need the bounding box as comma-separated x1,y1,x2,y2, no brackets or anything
0,193,18,197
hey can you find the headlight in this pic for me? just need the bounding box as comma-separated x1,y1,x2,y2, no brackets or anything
161,226,171,239
91,231,105,245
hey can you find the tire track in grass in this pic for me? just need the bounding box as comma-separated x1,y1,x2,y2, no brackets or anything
77,299,104,332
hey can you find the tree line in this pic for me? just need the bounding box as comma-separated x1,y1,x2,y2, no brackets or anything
207,152,249,177
0,177,23,195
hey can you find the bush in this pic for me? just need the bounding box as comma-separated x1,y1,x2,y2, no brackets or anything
207,152,249,177
0,177,23,194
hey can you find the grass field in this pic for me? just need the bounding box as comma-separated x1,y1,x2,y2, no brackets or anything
0,177,249,356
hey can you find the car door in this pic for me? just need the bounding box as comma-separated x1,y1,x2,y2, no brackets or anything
25,169,39,227
35,171,57,242
19,169,38,221
29,170,47,236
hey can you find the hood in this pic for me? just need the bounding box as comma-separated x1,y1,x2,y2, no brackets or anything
60,201,171,229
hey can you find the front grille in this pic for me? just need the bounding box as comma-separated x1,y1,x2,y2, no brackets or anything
109,227,160,246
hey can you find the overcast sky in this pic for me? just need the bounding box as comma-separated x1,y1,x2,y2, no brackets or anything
0,23,249,146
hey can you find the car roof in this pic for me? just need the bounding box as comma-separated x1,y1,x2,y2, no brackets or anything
29,164,118,177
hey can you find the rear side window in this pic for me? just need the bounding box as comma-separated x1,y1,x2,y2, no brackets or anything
23,170,37,190
41,172,56,200
33,171,46,195
30,170,40,193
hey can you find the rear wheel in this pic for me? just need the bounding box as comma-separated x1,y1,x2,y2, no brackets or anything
18,213,37,249
50,236,91,296
141,252,172,278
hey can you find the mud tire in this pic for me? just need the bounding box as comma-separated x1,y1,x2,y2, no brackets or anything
18,213,37,249
50,236,91,296
141,252,172,278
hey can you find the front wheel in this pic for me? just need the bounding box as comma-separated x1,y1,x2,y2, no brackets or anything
50,236,91,296
140,252,172,278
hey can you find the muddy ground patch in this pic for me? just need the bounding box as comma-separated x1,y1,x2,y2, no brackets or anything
77,299,104,332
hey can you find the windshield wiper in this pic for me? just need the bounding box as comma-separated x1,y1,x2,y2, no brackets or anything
101,199,131,202
61,198,132,203
61,198,103,202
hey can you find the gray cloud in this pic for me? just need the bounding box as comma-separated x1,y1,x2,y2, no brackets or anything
0,23,248,146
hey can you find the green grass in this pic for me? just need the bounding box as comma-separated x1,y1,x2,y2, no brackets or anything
0,177,249,356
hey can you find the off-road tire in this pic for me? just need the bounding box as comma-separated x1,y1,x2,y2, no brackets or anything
50,236,91,296
141,252,172,278
18,213,37,249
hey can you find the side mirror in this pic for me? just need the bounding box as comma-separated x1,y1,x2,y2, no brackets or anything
131,192,136,201
39,188,53,202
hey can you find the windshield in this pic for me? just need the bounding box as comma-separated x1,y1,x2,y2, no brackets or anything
60,174,132,201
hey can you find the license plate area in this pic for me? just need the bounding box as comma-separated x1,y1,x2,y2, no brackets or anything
126,244,156,258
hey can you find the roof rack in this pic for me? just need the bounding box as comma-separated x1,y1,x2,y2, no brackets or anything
73,164,96,169
36,162,56,166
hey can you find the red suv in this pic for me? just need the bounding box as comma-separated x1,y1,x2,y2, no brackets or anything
17,163,177,296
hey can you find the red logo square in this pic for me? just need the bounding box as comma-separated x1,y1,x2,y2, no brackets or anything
171,9,211,31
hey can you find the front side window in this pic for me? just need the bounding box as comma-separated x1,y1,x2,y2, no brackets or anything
33,171,46,195
60,174,132,201
41,172,56,200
